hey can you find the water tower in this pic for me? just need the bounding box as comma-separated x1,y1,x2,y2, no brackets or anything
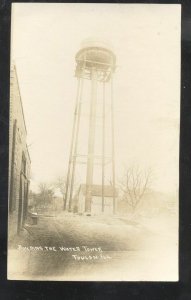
64,38,116,214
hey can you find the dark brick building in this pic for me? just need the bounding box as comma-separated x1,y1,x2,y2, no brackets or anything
8,65,31,242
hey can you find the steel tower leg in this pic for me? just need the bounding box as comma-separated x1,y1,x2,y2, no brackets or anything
64,78,81,210
85,68,97,213
102,82,105,213
68,77,84,211
111,75,116,214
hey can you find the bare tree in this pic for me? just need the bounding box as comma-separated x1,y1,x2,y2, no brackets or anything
38,182,55,206
54,174,80,210
54,176,67,207
119,166,153,212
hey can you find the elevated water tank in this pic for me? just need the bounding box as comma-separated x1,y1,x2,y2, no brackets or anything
75,38,116,81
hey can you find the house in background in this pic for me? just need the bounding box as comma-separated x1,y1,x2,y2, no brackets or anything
9,65,31,242
73,184,118,215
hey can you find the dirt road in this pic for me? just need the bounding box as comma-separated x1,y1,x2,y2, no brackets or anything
8,212,178,281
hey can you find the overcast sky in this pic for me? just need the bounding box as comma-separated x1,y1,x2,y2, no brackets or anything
11,3,181,195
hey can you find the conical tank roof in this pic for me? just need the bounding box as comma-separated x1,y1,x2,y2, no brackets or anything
80,37,115,54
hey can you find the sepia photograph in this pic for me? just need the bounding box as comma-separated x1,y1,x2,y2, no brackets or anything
8,3,180,281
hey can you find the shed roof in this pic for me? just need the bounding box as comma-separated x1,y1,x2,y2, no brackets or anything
79,184,118,198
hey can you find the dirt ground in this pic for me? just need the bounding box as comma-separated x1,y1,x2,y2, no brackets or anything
8,211,178,281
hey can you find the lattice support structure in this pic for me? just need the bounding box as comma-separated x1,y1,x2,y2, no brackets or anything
64,39,116,214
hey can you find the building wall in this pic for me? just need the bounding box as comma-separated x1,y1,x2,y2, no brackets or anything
78,193,113,215
91,196,113,215
75,184,117,215
8,65,31,242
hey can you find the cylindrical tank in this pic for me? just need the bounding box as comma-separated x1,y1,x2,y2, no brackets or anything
75,38,116,81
